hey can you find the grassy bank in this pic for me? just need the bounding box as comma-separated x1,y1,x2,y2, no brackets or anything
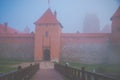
0,59,32,74
59,61,120,74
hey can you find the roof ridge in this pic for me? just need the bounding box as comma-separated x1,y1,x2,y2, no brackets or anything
34,8,59,25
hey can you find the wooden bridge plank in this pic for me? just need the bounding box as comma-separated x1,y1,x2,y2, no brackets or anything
31,69,64,80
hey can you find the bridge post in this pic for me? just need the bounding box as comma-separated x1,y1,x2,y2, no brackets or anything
17,66,22,70
81,67,85,80
17,66,22,80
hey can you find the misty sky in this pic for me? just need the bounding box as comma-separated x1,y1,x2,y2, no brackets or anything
0,0,120,33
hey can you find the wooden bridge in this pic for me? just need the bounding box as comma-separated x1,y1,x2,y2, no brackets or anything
0,62,118,80
31,62,64,80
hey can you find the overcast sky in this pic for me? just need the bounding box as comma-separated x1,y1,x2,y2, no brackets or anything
0,0,120,33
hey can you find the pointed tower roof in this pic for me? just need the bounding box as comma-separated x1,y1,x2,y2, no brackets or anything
34,8,60,24
24,26,30,33
111,6,120,20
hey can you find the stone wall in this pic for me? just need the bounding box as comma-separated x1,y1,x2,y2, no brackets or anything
60,41,120,64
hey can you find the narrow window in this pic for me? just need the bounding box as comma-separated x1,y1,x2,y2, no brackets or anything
45,32,48,37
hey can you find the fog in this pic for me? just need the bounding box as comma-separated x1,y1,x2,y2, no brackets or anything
0,0,119,32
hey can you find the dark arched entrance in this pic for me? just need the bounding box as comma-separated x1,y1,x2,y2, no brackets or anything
43,49,50,61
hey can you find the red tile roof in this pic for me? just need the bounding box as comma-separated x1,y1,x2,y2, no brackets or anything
34,8,60,24
111,6,120,20
0,24,19,34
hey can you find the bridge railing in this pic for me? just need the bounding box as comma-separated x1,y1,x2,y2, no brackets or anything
0,63,39,80
54,63,117,80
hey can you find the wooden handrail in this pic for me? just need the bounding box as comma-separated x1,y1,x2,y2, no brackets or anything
54,63,118,80
0,63,39,80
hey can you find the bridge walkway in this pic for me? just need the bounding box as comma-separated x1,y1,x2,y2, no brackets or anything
31,62,64,80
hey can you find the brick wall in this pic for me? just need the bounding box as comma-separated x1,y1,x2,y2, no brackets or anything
0,34,34,61
60,36,120,64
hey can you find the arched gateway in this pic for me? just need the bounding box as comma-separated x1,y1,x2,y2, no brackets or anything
43,49,50,61
34,8,63,62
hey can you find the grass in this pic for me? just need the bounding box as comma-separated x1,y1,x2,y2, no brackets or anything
59,61,120,74
0,59,32,74
59,61,120,80
0,65,15,73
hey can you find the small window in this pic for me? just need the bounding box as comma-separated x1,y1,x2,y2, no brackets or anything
45,32,48,37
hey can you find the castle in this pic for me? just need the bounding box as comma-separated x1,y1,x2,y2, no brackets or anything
0,6,120,64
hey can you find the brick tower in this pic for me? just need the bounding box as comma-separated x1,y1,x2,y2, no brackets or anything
111,6,120,44
34,8,62,62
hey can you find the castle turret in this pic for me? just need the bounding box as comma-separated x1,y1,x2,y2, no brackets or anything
34,8,62,62
111,6,120,44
